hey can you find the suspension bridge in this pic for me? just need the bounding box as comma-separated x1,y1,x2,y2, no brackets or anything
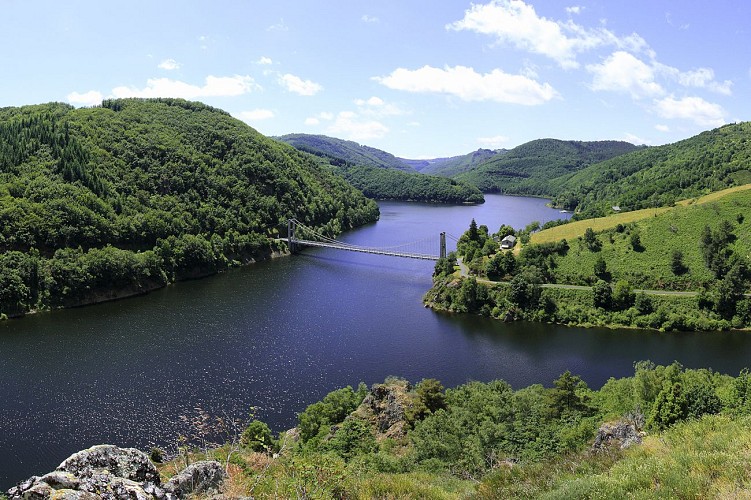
283,219,458,261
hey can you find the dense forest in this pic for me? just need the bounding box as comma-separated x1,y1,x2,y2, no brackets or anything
145,362,751,498
455,139,640,196
277,133,484,204
553,122,751,217
0,99,379,317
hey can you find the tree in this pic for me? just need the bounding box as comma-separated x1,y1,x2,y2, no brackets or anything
671,249,687,275
613,280,635,310
416,378,447,414
592,280,612,309
583,227,601,251
630,232,644,251
647,382,688,430
549,371,591,418
593,256,609,281
468,218,479,242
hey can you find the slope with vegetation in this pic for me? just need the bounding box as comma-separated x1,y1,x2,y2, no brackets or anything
124,361,751,498
277,133,484,204
425,186,751,331
0,99,379,317
402,148,503,177
456,139,640,196
553,122,751,216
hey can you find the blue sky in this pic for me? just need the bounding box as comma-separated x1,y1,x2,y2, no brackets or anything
2,0,749,158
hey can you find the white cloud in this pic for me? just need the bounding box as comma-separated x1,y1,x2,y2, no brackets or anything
354,96,405,117
111,75,257,99
304,117,320,126
267,19,288,32
623,132,650,145
257,56,273,65
362,15,379,23
158,58,180,70
566,6,582,15
236,109,274,123
654,96,726,127
328,111,389,141
477,135,511,147
319,112,334,120
67,90,103,107
447,0,649,69
656,65,733,95
279,73,323,96
587,51,663,98
376,65,558,105
655,124,670,132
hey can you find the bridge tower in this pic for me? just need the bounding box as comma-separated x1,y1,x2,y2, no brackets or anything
287,219,297,254
440,232,446,259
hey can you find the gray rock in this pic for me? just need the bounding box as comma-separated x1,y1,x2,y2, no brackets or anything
57,444,160,483
39,471,80,490
592,420,643,451
163,461,226,498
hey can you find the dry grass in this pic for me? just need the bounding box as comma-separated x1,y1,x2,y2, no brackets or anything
531,183,751,245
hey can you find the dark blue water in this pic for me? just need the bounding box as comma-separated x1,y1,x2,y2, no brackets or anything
2,195,751,488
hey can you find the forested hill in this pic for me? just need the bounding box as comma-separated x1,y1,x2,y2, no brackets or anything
276,133,413,171
456,139,640,195
403,148,503,177
552,122,751,217
0,98,379,317
277,133,484,204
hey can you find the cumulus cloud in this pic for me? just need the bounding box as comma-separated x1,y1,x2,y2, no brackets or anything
111,75,257,99
257,56,273,65
477,135,511,148
654,96,726,127
375,65,558,105
354,96,406,116
304,117,320,126
236,109,274,123
158,58,180,70
67,90,103,107
362,15,379,23
447,0,649,69
655,65,733,95
327,111,389,141
566,6,582,15
623,132,650,145
587,51,663,98
655,124,670,132
279,73,323,96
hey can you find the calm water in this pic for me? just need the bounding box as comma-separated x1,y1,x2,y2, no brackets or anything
2,194,751,487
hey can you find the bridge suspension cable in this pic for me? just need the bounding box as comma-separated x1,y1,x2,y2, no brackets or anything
286,219,445,261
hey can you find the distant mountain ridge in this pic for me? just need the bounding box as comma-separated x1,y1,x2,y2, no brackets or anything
401,148,506,177
455,139,641,196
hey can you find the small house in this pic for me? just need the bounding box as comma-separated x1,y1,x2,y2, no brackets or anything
500,235,517,249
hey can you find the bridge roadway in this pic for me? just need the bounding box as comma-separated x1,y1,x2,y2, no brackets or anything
282,238,439,261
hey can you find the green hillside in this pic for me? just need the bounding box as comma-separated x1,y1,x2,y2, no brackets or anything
276,133,414,171
277,133,484,203
0,99,379,317
553,122,751,217
403,148,503,177
153,362,751,499
456,139,640,195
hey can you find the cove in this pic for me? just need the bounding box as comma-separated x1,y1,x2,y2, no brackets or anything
2,194,751,488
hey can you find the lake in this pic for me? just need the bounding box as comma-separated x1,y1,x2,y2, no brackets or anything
2,194,751,488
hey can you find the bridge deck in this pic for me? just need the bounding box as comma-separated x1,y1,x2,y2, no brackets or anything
289,239,439,261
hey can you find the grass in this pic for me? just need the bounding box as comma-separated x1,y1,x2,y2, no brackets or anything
531,183,751,245
535,186,751,290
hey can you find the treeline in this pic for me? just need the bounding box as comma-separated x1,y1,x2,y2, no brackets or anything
0,99,379,317
168,362,751,497
553,122,751,216
336,164,484,204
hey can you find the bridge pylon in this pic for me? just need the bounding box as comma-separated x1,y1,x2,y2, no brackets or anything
287,219,297,254
440,232,446,259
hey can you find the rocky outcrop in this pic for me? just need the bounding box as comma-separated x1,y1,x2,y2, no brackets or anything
7,445,226,499
352,379,417,440
592,421,643,451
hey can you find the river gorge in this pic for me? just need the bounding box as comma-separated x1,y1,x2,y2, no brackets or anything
3,194,751,488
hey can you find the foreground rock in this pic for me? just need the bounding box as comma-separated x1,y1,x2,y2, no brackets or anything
592,420,643,451
7,445,226,499
350,378,418,441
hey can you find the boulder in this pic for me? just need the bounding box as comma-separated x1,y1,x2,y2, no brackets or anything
6,445,225,500
163,461,226,498
355,379,416,440
592,420,643,451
